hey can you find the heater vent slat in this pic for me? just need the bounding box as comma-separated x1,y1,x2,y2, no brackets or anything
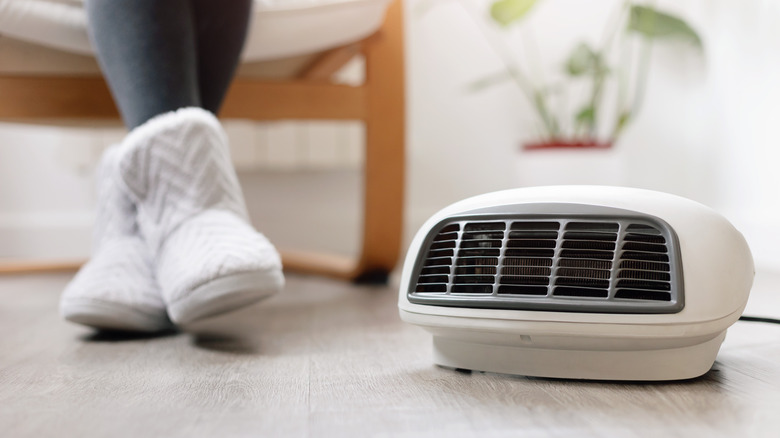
501,266,553,276
451,284,493,294
624,233,666,244
625,224,662,234
462,232,504,240
464,222,506,232
456,266,497,275
562,240,616,251
554,287,609,298
621,252,670,262
417,274,449,284
420,266,450,276
563,232,618,241
411,215,683,313
423,257,452,267
556,268,611,279
555,277,610,289
497,285,548,295
507,240,557,249
501,276,551,286
503,257,553,268
433,232,458,242
426,248,454,258
619,260,669,271
508,230,559,239
560,249,614,260
558,259,612,270
504,248,555,257
615,289,672,301
618,270,671,281
415,284,447,293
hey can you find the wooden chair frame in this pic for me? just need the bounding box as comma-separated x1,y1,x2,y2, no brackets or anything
0,0,405,283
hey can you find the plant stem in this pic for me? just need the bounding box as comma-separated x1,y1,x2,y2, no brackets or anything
585,0,629,139
455,0,559,138
520,24,545,92
631,36,655,117
585,65,607,138
612,24,631,138
629,1,657,120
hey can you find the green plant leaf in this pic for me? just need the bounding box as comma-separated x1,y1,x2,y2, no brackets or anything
533,89,560,137
465,70,514,92
628,5,702,48
576,106,595,125
614,111,632,135
490,0,538,27
564,42,611,77
565,43,597,76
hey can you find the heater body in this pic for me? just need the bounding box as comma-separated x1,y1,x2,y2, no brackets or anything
398,186,754,381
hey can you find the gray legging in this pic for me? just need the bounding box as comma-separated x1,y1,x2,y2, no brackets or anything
86,0,253,129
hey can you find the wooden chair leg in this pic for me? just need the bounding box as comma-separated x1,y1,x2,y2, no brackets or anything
0,260,83,275
275,0,406,283
351,0,406,283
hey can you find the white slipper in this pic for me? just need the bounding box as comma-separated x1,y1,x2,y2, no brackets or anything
116,108,284,325
60,146,172,332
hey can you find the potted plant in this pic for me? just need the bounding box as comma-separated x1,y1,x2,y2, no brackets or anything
474,0,704,150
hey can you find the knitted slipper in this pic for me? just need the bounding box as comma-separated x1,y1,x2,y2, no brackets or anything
60,145,172,332
116,108,284,325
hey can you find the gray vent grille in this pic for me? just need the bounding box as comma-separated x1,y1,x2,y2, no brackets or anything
410,216,683,314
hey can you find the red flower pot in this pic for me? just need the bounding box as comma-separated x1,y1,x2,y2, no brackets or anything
523,139,613,151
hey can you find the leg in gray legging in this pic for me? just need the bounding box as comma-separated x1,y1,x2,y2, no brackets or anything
85,0,252,129
191,0,253,113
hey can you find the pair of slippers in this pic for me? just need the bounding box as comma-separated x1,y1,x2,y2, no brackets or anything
60,108,284,332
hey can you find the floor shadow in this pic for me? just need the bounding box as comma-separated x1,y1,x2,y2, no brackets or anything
190,332,263,355
80,327,180,343
436,363,724,387
516,368,723,387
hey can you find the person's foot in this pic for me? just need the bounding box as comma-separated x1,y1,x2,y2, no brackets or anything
60,146,172,332
116,108,284,325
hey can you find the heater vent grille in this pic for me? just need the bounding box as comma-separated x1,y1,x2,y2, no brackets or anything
410,215,683,313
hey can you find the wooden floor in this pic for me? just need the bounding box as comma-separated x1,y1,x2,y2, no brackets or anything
1,270,780,437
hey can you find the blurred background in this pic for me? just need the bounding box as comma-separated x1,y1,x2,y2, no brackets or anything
1,0,778,270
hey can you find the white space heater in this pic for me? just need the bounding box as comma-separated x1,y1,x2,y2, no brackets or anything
398,186,754,381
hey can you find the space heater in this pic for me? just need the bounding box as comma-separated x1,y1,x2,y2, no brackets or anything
398,186,754,381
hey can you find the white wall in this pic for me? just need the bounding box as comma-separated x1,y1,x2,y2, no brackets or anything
700,0,780,269
1,0,779,269
0,125,99,259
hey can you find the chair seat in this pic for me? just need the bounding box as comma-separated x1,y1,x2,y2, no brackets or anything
0,0,391,62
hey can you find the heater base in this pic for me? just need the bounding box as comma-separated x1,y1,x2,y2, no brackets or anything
432,331,726,381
